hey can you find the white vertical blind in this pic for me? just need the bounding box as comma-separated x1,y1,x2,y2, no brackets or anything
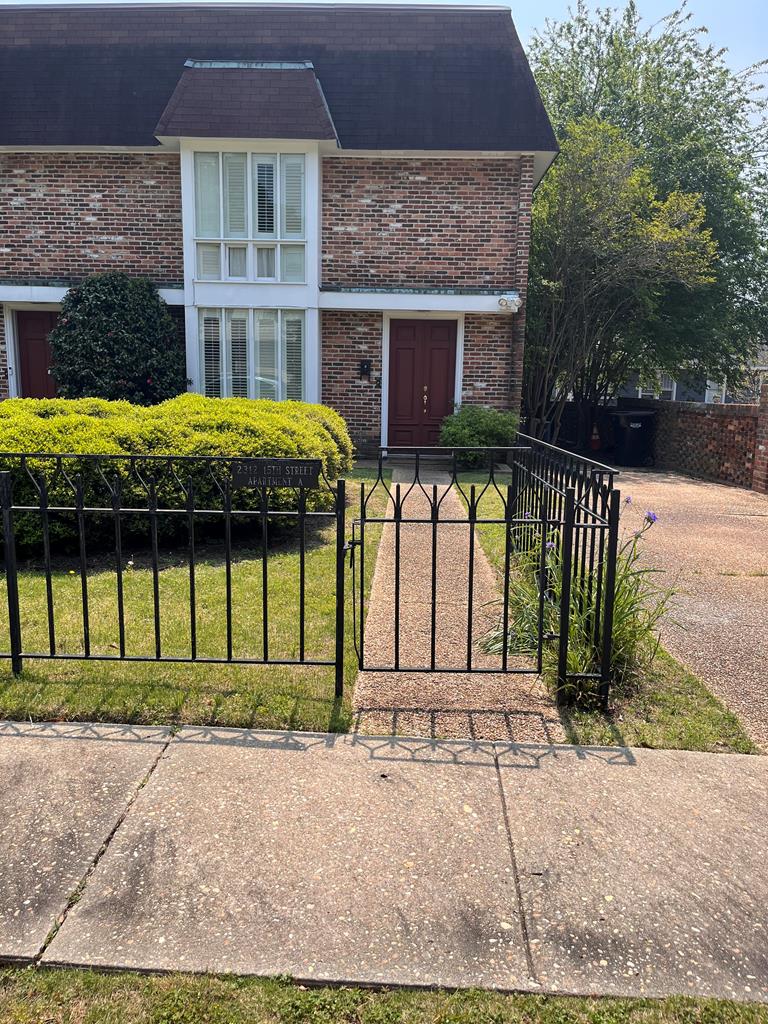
227,245,247,278
256,246,276,279
197,243,221,280
223,153,248,239
226,310,249,398
200,310,222,397
254,311,279,399
194,153,220,238
280,155,305,239
253,156,277,237
282,312,304,401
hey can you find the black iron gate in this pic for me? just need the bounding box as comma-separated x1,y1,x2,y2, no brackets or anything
350,438,621,704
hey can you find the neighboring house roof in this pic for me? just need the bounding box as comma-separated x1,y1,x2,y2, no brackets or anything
0,3,558,156
155,61,338,141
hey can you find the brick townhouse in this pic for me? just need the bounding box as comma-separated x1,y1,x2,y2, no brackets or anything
0,3,557,449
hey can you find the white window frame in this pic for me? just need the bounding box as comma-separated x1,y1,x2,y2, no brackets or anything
192,151,307,284
198,307,307,401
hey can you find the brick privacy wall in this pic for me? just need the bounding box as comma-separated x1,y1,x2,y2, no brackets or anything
754,384,768,494
321,157,528,292
321,310,383,450
639,398,760,488
0,152,183,287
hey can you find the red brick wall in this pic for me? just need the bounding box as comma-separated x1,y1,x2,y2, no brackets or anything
462,315,519,410
754,385,768,495
321,310,383,450
644,398,760,488
321,157,527,292
0,152,183,287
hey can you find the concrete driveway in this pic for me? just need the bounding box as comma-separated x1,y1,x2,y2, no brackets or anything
617,470,768,750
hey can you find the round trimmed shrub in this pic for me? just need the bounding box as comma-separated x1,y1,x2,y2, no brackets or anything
439,404,519,467
49,272,187,405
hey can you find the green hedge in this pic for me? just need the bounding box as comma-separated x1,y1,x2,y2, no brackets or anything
439,404,519,467
0,395,354,550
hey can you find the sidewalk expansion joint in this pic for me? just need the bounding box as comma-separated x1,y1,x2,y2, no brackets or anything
493,744,538,986
33,729,176,964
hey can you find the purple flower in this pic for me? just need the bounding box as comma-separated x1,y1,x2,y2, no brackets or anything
624,495,632,505
645,510,658,524
524,511,532,519
545,540,556,550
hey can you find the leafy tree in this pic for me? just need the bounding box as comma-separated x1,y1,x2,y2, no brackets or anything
50,272,187,405
525,118,716,443
526,0,768,437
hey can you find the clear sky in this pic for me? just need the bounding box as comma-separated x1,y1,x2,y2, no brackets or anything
0,0,765,75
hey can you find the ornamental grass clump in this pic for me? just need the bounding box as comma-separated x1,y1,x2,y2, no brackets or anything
481,503,672,704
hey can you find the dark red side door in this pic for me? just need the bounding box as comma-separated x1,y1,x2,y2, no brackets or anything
16,311,58,398
388,320,457,446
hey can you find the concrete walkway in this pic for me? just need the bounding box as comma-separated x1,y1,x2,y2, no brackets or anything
619,471,768,750
2,719,767,1001
353,469,564,742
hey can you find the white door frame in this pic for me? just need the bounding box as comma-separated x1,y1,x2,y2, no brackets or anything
2,302,62,398
380,311,464,448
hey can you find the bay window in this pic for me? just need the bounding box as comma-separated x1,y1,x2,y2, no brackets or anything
199,308,305,400
193,152,306,283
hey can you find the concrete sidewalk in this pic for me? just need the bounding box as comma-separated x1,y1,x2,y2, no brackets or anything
2,720,767,1001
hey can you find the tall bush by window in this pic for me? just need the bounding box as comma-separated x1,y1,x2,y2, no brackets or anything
49,272,187,405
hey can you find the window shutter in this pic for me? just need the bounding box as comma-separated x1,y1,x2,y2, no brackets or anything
282,312,304,401
200,310,222,397
280,244,305,283
254,311,279,399
253,156,276,237
196,243,221,280
194,153,220,238
280,155,305,238
223,153,247,239
226,310,249,398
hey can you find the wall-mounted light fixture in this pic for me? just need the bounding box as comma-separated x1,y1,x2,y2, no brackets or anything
498,294,522,313
359,359,372,380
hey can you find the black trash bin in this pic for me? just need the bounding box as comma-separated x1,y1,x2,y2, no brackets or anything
609,409,657,467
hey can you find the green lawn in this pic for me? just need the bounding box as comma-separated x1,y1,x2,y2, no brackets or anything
2,969,767,1024
0,469,388,733
459,471,756,754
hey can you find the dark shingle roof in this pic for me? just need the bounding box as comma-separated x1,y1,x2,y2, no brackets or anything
0,3,557,154
156,61,338,140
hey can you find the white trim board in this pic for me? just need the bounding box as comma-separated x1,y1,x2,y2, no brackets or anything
320,291,519,315
0,285,185,305
380,312,464,448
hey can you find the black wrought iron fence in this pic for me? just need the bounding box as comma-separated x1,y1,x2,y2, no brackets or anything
0,454,346,695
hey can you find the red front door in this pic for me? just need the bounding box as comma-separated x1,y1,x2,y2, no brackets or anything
388,320,457,446
16,311,58,398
